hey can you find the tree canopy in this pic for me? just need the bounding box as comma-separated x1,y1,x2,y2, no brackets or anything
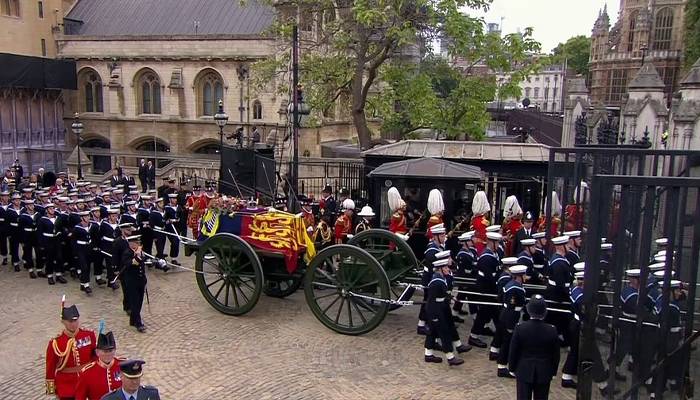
685,0,700,69
254,0,541,147
549,35,591,76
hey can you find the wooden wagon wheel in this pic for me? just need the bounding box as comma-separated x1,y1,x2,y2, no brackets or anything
348,229,419,310
195,233,264,316
304,244,390,335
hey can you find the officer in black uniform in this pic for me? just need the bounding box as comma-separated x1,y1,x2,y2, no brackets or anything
564,230,582,272
508,295,560,400
121,235,148,332
38,203,63,285
417,223,447,335
101,359,160,400
120,201,139,227
114,223,135,314
150,197,167,261
468,231,502,349
100,208,121,290
452,231,477,317
164,193,181,265
88,206,106,286
513,211,535,255
5,193,23,271
19,199,41,278
497,264,527,378
73,210,94,294
137,195,154,261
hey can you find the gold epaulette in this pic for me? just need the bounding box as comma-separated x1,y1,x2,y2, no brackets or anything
81,361,96,373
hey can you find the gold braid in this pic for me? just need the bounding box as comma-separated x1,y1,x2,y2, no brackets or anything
51,336,76,373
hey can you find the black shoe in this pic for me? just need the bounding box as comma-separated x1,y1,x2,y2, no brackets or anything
489,351,499,361
108,282,120,290
455,344,472,353
447,357,464,366
561,379,577,389
80,285,93,295
69,269,77,278
48,277,55,285
452,315,465,323
162,264,170,272
598,386,620,396
29,271,37,279
468,337,487,348
95,278,106,286
497,368,515,378
424,355,443,363
1,258,6,266
13,263,20,272
37,270,47,278
417,326,428,335
136,325,147,333
56,275,68,284
171,259,180,266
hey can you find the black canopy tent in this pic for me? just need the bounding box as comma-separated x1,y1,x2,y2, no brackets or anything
0,53,77,90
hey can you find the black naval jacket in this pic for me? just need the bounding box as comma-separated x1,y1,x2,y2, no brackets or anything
508,319,561,384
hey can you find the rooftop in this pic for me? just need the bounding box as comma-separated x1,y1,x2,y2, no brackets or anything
368,157,482,180
362,140,551,163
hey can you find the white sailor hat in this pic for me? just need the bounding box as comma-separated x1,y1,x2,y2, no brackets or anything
654,255,666,263
77,211,90,217
89,183,97,189
501,257,518,265
532,232,546,239
141,195,153,200
648,262,666,271
22,188,34,193
520,238,536,246
458,231,474,242
167,193,178,198
155,196,165,203
435,250,451,259
573,262,585,272
44,203,56,208
57,196,69,202
552,235,569,245
125,200,137,206
486,225,501,233
38,191,49,197
564,230,581,238
656,250,667,257
653,270,673,279
670,280,682,289
23,199,35,205
112,189,124,194
90,206,101,213
509,265,528,275
102,191,111,197
74,198,85,203
625,268,641,277
433,258,450,267
430,223,446,235
533,264,545,270
0,190,9,196
128,185,138,190
601,243,613,250
655,238,668,246
486,231,502,241
108,208,120,214
574,271,585,280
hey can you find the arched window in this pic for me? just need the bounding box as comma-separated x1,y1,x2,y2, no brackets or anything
136,139,171,169
627,11,638,52
653,8,674,51
137,71,161,114
252,100,262,120
198,71,224,116
80,69,103,112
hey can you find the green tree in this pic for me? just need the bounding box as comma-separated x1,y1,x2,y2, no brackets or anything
686,0,700,69
253,0,540,149
550,35,591,75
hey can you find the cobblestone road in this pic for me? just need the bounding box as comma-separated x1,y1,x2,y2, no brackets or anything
0,256,579,400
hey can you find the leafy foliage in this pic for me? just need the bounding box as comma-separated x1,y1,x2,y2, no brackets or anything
686,0,700,69
549,35,591,76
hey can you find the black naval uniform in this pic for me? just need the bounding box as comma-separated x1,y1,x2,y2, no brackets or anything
137,205,153,257
0,204,8,263
424,272,454,354
121,243,147,329
18,208,39,273
100,220,119,285
164,202,181,259
508,317,561,400
419,241,442,330
38,214,61,282
56,209,72,273
453,246,477,315
113,233,130,312
471,247,500,336
89,217,104,284
545,253,572,339
498,278,527,370
5,204,22,267
150,207,166,259
72,222,93,290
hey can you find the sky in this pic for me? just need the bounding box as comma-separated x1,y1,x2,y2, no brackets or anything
469,0,621,53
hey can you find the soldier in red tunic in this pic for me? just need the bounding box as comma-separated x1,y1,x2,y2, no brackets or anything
536,191,562,237
470,190,491,255
502,195,523,257
45,299,97,400
75,330,122,400
387,187,408,238
300,196,316,233
334,198,354,244
426,189,444,239
564,181,587,232
186,185,209,239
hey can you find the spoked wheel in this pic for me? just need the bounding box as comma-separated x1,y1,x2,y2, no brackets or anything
195,233,263,316
304,244,390,335
263,277,303,298
348,229,419,310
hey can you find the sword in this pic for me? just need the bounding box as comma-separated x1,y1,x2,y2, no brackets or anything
227,168,244,199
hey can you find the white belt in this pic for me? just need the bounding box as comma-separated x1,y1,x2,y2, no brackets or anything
435,297,446,302
10,223,18,227
478,271,493,278
548,279,570,288
76,240,89,245
43,233,58,237
0,218,4,222
423,267,430,272
670,327,682,333
24,228,36,232
102,237,114,242
502,304,523,312
622,312,637,319
574,313,580,321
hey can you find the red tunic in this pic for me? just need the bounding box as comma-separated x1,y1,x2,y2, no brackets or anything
471,215,489,254
504,218,523,257
334,214,352,243
302,207,315,231
45,328,97,398
426,215,443,239
389,211,407,234
75,358,123,400
564,204,582,232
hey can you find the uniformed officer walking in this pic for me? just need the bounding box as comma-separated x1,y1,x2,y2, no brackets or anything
100,359,160,400
468,231,502,348
121,234,148,332
75,329,122,400
73,210,94,294
38,203,65,285
164,193,182,265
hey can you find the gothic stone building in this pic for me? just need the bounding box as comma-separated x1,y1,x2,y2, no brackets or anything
589,0,687,108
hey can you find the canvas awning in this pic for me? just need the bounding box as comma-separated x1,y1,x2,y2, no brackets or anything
368,157,482,180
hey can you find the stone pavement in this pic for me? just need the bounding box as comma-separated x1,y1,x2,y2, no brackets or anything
0,256,578,400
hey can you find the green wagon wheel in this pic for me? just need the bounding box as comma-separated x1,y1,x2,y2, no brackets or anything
263,276,303,298
348,229,419,310
304,244,390,335
195,233,263,316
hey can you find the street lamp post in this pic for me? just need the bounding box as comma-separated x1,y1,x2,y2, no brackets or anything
213,99,229,192
71,113,84,180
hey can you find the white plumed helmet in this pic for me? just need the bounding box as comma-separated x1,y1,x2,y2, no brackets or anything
503,195,522,219
472,190,490,215
427,188,444,215
342,198,355,211
387,187,405,212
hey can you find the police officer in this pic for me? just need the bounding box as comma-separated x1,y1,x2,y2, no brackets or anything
545,235,572,340
101,359,160,400
452,231,477,317
73,210,94,294
508,295,560,400
121,235,147,332
164,193,181,265
497,264,527,378
5,193,23,271
513,211,535,255
18,199,41,278
418,223,448,335
38,203,65,285
468,231,502,349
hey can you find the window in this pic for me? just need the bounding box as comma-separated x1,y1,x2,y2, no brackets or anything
544,87,549,100
534,87,540,98
80,69,103,112
553,87,558,99
535,76,540,82
606,69,628,103
1,0,20,16
653,8,674,51
524,87,531,98
197,71,224,116
138,71,161,114
252,100,262,120
627,11,638,52
37,1,43,18
543,103,548,112
40,39,46,56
